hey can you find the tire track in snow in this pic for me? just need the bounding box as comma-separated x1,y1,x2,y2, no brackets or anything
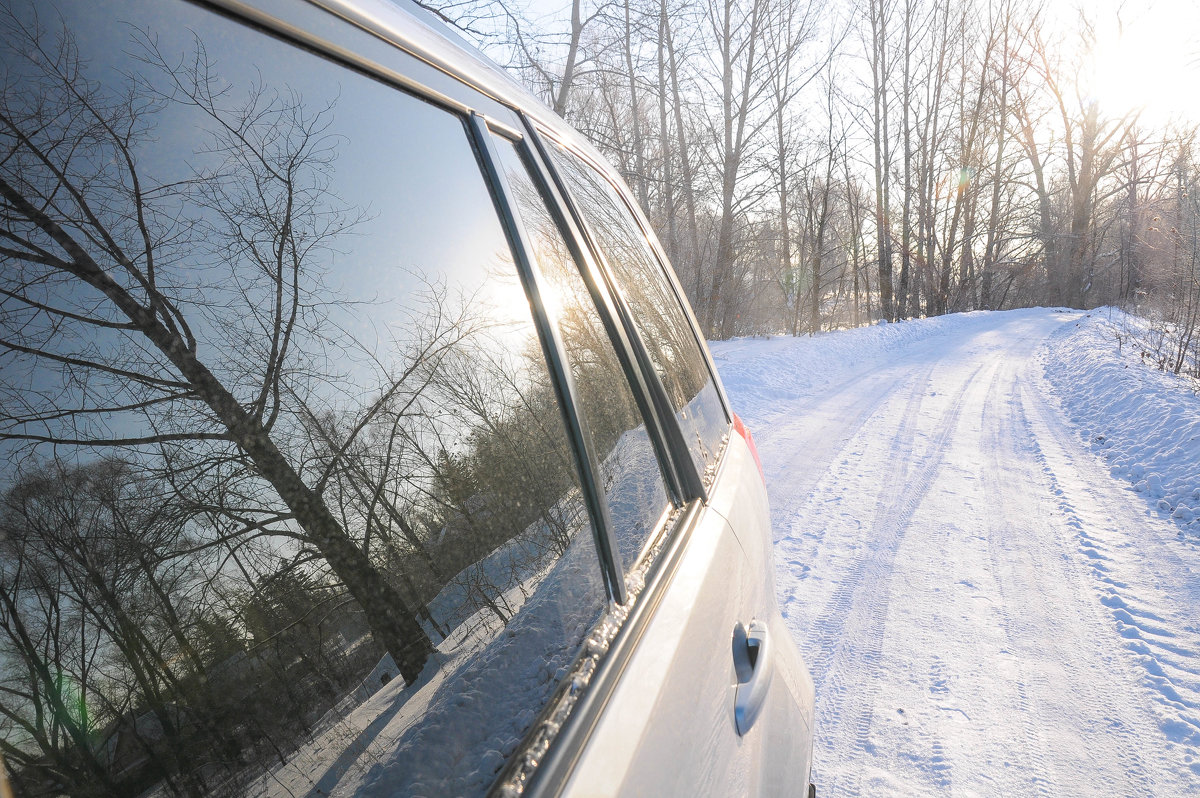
1019,372,1200,787
792,372,931,665
774,375,933,793
763,360,936,540
768,364,938,628
979,365,1062,797
808,362,988,796
1005,374,1162,788
756,327,992,546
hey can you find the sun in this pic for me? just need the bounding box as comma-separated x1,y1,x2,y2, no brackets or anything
1076,0,1200,128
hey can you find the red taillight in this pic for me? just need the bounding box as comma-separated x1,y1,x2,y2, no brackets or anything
732,413,765,484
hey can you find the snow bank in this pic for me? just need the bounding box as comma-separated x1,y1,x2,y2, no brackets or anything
1042,309,1200,536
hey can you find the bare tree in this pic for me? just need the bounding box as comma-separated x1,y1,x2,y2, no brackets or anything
0,12,435,682
866,0,896,321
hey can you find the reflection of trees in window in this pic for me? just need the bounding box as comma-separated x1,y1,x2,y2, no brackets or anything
0,458,392,796
0,7,437,684
496,141,671,565
0,7,603,795
0,460,232,797
320,315,588,632
549,147,709,406
548,145,730,474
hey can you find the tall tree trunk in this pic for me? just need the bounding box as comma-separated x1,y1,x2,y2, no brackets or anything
981,7,1012,310
553,0,585,116
624,0,650,210
0,194,439,682
665,7,703,316
657,0,678,265
869,0,894,321
898,0,914,320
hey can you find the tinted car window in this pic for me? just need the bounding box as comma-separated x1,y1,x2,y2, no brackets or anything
547,144,730,480
491,139,672,568
0,2,605,795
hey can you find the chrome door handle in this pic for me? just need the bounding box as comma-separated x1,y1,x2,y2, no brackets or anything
734,619,774,735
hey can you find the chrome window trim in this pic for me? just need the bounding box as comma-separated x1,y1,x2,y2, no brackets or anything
495,499,705,798
307,0,540,120
633,503,681,572
199,0,520,125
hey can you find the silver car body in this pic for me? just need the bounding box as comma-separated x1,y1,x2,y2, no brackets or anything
0,0,815,793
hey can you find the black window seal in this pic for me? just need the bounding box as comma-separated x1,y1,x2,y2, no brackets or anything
478,118,728,797
465,112,628,607
525,126,709,503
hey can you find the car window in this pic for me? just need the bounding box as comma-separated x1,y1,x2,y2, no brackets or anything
546,143,730,481
490,139,673,569
0,2,606,795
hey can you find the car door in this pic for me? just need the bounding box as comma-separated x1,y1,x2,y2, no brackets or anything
0,3,683,795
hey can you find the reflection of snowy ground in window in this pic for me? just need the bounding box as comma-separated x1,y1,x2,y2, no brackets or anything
601,425,672,568
250,493,605,797
245,413,713,796
677,381,730,480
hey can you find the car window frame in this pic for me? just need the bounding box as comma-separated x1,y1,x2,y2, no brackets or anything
466,113,633,604
520,127,707,505
472,115,718,798
530,129,735,482
503,126,741,798
185,1,729,794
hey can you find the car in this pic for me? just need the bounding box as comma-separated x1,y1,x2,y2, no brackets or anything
0,0,815,795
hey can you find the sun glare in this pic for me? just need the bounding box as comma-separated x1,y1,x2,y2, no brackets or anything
1072,0,1200,128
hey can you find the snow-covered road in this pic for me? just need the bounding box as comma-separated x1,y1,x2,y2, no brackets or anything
712,308,1200,796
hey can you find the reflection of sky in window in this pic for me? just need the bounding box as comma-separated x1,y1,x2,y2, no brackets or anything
60,3,510,296
4,0,537,426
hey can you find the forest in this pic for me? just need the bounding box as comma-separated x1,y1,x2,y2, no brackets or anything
426,0,1200,376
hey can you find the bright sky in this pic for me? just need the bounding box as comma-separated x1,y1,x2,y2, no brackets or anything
516,0,1200,129
1036,0,1200,128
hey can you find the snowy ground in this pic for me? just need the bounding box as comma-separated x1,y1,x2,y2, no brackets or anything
712,308,1200,796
